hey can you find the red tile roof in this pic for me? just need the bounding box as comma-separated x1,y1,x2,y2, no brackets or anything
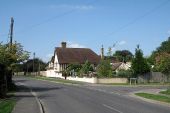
55,47,100,64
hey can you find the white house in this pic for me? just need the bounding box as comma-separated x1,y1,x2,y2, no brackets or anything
47,42,100,78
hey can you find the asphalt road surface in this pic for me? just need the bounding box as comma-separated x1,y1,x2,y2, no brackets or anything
13,77,170,113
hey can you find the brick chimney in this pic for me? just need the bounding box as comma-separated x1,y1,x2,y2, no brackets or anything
61,42,66,48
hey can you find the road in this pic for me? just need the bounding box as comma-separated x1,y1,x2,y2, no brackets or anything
13,77,170,113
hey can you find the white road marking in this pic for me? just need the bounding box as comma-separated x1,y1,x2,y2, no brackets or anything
103,104,123,113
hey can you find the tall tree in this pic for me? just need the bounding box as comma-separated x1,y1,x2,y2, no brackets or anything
150,37,170,71
0,42,29,97
131,45,150,77
113,50,133,62
80,60,93,75
96,59,112,77
159,57,170,77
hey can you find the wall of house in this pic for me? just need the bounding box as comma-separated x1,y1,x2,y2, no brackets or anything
54,53,60,72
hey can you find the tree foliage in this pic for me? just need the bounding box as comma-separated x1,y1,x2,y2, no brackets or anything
150,37,170,72
96,59,112,77
0,42,29,98
23,58,47,73
159,57,170,76
80,60,93,75
131,45,150,77
113,50,133,62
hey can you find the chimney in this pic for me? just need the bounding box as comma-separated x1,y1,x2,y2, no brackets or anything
101,45,104,59
61,42,66,48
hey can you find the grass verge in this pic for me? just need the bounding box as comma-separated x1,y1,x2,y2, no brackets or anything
0,98,16,113
160,89,170,96
135,93,170,103
29,76,84,85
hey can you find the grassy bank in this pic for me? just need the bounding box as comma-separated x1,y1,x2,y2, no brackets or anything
29,76,84,85
0,99,16,113
135,93,170,103
160,89,170,95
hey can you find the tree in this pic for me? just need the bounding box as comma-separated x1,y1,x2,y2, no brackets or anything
131,45,150,77
159,57,170,78
0,42,29,97
113,50,133,62
80,60,93,76
156,37,170,53
107,47,112,57
23,58,47,74
96,59,112,77
150,37,170,71
66,63,82,77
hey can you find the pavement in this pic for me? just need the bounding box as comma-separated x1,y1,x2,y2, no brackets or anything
12,82,42,113
12,76,170,113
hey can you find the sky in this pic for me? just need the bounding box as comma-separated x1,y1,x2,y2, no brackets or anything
0,0,170,62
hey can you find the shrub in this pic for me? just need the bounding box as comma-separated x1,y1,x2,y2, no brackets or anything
116,69,133,78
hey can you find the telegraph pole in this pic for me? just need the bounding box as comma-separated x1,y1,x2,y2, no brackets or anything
38,60,40,75
9,17,14,48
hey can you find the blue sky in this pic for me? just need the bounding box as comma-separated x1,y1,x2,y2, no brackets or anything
0,0,170,62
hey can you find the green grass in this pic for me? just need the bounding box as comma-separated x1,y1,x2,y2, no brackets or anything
0,99,16,113
160,89,170,96
135,93,170,103
29,76,84,85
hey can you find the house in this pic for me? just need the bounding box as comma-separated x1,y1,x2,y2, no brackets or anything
112,62,131,72
47,42,100,78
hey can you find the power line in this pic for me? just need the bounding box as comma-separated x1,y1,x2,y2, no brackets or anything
0,0,99,37
106,0,170,37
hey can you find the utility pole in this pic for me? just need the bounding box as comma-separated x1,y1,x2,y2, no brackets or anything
38,60,40,76
33,52,35,75
9,17,14,48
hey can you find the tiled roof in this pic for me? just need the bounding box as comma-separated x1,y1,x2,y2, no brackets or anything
55,47,100,64
51,56,54,63
112,62,122,70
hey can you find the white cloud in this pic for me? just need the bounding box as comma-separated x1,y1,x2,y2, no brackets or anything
67,41,86,48
118,41,126,45
50,4,95,10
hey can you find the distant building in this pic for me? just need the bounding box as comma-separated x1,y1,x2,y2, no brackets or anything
112,62,131,72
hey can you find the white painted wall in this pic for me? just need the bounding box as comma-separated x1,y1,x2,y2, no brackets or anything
67,77,98,83
54,53,60,72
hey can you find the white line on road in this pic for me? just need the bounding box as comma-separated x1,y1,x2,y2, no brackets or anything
103,104,123,113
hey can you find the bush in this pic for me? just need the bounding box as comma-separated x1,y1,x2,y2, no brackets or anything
116,69,133,78
96,59,112,78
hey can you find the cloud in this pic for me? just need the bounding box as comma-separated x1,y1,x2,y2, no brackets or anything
49,4,95,10
67,41,86,48
118,41,126,45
